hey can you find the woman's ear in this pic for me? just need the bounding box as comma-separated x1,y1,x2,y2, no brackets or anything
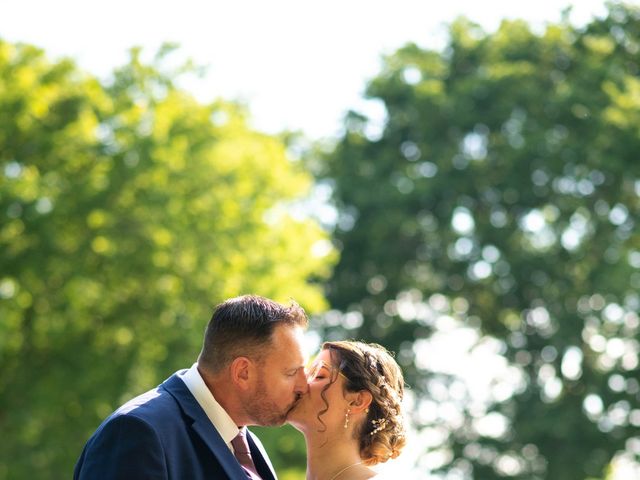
347,390,373,414
230,357,253,390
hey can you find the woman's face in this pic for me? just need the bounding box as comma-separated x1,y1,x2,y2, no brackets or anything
286,348,348,433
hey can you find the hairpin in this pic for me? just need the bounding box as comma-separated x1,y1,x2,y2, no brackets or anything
369,418,387,435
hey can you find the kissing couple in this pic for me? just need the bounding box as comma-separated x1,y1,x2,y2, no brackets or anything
74,295,407,480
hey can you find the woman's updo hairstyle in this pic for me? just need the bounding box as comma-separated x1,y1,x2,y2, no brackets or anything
323,341,406,466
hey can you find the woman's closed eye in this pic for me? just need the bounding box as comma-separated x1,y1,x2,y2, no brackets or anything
315,365,336,380
307,363,331,381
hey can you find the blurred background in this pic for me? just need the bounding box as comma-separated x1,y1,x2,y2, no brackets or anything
2,1,640,479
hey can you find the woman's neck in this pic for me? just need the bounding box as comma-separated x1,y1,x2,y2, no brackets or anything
302,430,370,480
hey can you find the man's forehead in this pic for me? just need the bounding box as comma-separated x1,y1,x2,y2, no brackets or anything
271,323,304,344
267,325,306,362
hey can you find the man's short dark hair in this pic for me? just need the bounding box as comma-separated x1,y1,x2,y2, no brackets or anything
198,294,307,372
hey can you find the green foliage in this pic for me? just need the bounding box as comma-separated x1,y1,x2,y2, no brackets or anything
319,3,640,479
0,41,333,478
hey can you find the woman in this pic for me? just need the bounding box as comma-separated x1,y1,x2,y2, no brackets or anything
288,341,406,480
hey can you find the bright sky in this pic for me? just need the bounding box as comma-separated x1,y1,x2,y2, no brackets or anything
1,0,612,140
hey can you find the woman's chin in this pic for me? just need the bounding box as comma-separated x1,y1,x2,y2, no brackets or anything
286,416,306,431
285,403,310,430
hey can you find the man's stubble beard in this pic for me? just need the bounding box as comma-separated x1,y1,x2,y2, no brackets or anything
246,376,299,427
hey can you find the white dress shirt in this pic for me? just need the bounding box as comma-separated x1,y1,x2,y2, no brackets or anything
178,363,240,451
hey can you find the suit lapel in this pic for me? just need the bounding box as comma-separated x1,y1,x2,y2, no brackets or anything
161,373,249,480
247,431,277,480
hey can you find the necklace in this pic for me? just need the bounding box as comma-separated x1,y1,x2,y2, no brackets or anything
329,461,364,480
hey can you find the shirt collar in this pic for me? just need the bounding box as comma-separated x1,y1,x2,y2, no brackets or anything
179,363,240,449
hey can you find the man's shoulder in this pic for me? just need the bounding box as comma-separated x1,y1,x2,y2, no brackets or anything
110,371,187,423
115,387,166,415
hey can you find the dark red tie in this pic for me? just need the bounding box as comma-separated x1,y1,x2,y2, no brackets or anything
231,429,262,480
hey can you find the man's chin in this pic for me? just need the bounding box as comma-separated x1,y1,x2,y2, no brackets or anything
284,398,304,422
268,418,287,427
257,413,287,427
268,402,301,426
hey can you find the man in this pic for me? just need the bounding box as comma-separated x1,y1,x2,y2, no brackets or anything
74,295,309,480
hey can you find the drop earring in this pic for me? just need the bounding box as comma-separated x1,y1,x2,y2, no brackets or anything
344,408,351,429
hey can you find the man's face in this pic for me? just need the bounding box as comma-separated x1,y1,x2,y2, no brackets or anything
244,324,308,426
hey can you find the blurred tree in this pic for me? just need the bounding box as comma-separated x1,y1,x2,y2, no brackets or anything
0,42,333,478
317,3,640,479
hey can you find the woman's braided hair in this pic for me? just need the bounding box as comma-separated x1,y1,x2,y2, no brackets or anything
323,341,406,466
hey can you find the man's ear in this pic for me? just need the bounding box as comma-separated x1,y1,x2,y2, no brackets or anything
347,390,373,414
230,357,253,389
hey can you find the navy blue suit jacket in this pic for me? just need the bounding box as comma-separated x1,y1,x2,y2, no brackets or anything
74,372,277,480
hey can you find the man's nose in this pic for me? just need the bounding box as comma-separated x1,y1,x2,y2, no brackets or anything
295,369,309,395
